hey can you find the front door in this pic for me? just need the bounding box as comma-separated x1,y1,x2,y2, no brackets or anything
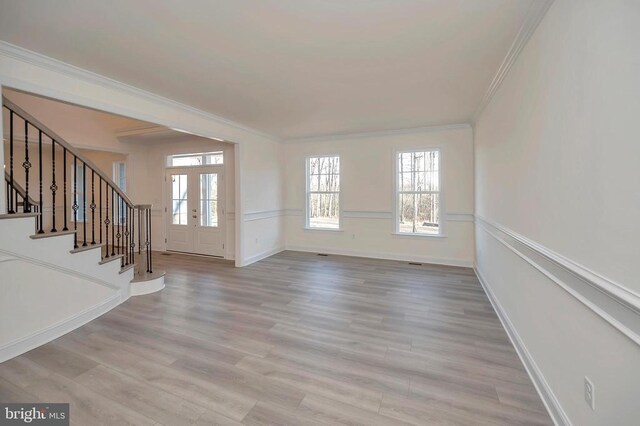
166,166,225,256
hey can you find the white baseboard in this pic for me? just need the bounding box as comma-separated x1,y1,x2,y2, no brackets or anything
243,246,285,266
0,292,122,363
474,266,571,426
286,244,473,268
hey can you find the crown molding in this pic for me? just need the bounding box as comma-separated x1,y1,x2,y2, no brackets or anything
284,123,472,144
0,41,280,143
472,0,555,123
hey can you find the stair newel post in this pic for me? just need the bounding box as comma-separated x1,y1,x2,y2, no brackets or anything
130,205,135,266
8,110,15,213
104,183,109,258
118,195,123,268
111,187,115,257
124,203,129,265
147,208,152,273
138,207,142,255
23,120,31,213
99,177,103,245
62,148,68,231
50,139,57,232
72,156,78,249
37,130,44,233
144,208,149,273
82,162,87,247
90,169,96,245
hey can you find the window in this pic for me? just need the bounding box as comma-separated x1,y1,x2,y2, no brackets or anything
306,156,340,229
396,150,441,235
171,174,188,225
168,152,223,167
200,173,218,227
113,161,126,192
113,161,127,224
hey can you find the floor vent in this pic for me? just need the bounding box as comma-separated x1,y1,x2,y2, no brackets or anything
161,253,172,256
408,262,423,266
317,253,329,257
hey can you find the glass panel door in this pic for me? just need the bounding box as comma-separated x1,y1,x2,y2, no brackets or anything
171,174,188,225
200,173,218,227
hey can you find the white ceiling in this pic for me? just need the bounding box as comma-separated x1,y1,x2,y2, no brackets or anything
0,0,535,140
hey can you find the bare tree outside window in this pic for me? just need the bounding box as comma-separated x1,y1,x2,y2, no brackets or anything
397,150,440,234
307,156,340,229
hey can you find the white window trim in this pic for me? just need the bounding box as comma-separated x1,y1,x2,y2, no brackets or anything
113,161,126,193
166,151,224,168
392,148,446,238
305,154,342,231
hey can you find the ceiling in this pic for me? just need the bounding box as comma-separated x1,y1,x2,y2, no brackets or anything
0,0,535,140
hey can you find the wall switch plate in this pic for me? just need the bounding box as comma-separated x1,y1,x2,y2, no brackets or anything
584,376,595,410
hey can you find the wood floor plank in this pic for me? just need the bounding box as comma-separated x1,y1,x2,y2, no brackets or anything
0,250,551,425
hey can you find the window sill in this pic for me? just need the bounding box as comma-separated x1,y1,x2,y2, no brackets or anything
392,232,446,239
304,227,344,232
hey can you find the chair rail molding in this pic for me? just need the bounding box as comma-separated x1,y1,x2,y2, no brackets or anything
475,215,640,347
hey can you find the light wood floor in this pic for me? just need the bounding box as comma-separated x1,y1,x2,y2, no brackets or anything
0,251,551,425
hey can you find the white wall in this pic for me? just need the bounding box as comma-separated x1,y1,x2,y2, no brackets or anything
241,140,286,264
474,0,640,424
0,215,132,362
283,126,474,267
3,89,131,153
0,46,286,266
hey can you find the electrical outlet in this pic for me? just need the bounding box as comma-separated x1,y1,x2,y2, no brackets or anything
584,377,595,410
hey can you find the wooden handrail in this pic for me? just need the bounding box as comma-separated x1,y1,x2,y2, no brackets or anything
2,96,135,207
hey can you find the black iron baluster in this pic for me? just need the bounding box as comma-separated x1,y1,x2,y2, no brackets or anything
23,120,31,213
111,188,115,257
50,140,57,232
104,183,110,258
124,203,129,265
99,177,103,245
90,170,96,245
63,148,68,231
8,111,14,213
130,206,135,266
138,208,142,255
72,156,78,249
37,130,44,233
147,208,152,273
82,162,87,247
116,196,121,255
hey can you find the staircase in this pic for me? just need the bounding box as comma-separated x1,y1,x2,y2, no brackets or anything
0,96,164,362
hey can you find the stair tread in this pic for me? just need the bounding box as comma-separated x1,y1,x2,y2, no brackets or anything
119,263,135,274
98,254,123,265
0,212,39,219
30,230,76,239
131,269,166,283
70,243,105,254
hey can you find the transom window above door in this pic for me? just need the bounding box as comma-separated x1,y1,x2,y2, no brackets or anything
167,151,223,167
